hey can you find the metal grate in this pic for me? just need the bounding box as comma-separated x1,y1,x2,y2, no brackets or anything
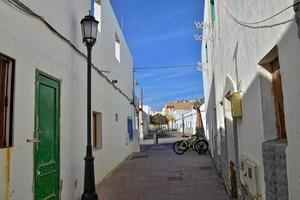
168,177,183,181
131,155,149,160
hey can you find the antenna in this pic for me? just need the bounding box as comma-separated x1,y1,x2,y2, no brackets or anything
197,62,208,71
193,21,214,41
194,21,215,29
193,34,211,41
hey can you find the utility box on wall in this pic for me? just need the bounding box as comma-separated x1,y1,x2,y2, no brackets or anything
230,92,242,118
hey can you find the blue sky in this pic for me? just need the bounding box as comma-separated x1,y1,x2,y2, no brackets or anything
111,0,204,110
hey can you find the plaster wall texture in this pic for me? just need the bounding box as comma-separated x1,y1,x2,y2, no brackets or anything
139,110,150,139
202,0,296,199
0,0,136,199
277,22,300,200
262,139,288,200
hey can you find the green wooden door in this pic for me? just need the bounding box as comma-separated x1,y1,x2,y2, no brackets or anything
34,71,60,200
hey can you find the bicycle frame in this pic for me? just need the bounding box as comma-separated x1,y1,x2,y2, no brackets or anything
179,135,200,150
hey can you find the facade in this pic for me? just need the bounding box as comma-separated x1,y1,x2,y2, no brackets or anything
138,105,151,140
202,0,300,199
0,0,138,199
173,104,206,136
164,100,206,136
173,109,196,134
163,100,195,129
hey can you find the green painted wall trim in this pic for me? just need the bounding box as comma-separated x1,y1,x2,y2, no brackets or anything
210,0,216,22
205,43,208,63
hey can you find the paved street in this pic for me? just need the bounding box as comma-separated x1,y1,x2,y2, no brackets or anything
96,133,229,200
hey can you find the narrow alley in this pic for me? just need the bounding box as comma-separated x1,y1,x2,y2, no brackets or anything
1,0,300,199
97,132,229,200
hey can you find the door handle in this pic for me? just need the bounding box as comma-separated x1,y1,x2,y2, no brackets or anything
26,138,40,144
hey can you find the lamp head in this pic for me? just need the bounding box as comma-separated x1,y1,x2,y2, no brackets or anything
81,15,99,46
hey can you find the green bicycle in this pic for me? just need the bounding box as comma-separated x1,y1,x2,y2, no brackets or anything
173,134,209,155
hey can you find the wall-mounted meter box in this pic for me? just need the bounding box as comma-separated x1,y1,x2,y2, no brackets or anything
231,92,242,118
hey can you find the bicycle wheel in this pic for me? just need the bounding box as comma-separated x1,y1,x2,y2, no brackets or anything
173,141,187,155
195,139,209,154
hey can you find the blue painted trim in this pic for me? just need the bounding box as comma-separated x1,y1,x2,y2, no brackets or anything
90,0,95,16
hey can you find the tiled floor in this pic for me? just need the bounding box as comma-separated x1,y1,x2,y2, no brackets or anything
96,136,229,200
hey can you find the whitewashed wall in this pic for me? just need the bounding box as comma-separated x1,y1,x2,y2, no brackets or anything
277,22,300,200
0,0,136,199
202,0,296,199
173,106,206,136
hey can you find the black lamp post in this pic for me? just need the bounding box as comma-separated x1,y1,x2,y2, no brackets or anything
81,14,99,200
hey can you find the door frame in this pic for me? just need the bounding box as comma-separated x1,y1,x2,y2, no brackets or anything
34,69,61,199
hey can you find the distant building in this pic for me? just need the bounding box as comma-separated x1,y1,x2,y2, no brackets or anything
152,111,163,116
139,105,151,140
163,99,205,136
163,99,195,129
173,104,206,136
142,105,152,115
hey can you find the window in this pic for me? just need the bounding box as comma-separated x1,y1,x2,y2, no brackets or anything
210,0,216,22
93,112,102,150
271,59,286,139
259,46,286,140
115,34,121,62
248,167,252,179
0,54,14,148
205,43,208,63
127,117,133,142
94,0,101,33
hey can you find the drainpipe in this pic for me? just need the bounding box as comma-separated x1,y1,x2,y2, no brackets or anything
230,92,243,200
233,117,242,199
90,0,95,16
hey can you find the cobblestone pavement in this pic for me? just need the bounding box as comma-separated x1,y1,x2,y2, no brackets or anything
96,136,229,200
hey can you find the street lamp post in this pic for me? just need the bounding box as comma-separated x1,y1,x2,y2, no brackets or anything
81,14,99,200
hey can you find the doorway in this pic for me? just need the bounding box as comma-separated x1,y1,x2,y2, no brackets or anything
34,70,60,200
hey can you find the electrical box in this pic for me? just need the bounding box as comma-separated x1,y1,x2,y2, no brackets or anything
230,92,242,118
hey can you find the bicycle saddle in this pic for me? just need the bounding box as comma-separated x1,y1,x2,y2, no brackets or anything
182,135,189,138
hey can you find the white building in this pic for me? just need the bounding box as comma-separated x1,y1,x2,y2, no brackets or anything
139,105,151,140
173,104,206,136
202,0,300,199
0,0,138,199
143,105,152,115
173,110,196,134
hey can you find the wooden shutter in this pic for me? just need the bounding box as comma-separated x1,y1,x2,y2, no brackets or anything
0,55,14,148
93,112,97,148
93,112,102,149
